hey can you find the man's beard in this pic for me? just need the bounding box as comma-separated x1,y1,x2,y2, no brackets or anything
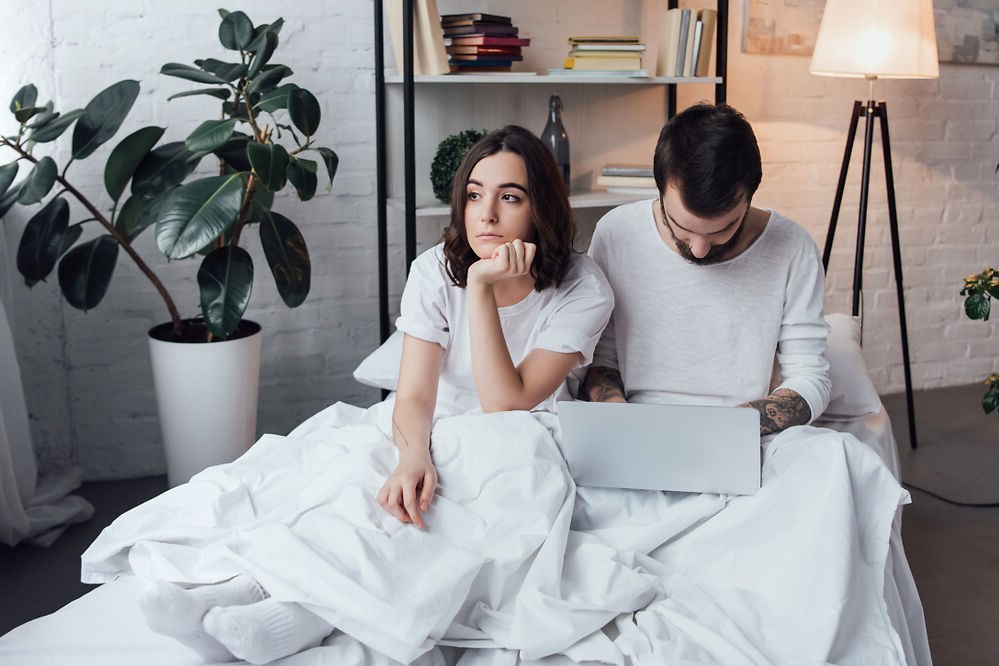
669,217,745,265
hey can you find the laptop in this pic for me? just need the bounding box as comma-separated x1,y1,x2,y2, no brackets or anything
556,400,761,495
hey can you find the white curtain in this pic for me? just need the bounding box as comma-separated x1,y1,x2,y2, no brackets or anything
0,230,93,547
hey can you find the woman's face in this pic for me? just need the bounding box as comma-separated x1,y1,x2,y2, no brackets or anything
463,151,535,260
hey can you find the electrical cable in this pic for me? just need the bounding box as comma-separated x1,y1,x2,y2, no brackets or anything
901,481,999,508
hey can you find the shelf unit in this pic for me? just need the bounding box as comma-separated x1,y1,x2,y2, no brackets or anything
373,1,729,341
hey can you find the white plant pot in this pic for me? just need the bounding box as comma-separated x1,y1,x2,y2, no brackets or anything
148,320,262,487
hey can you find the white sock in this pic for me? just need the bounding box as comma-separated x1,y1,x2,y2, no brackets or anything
138,576,266,662
203,598,334,664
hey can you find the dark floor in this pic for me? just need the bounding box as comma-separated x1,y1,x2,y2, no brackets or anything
1,384,997,664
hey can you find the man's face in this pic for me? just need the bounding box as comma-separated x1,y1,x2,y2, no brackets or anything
658,185,749,265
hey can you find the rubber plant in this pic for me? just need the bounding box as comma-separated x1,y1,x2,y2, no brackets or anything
0,9,338,341
960,266,999,414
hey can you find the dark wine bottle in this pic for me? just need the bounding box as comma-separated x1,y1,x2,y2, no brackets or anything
541,94,570,191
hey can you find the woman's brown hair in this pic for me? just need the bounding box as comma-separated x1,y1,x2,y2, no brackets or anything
441,125,575,291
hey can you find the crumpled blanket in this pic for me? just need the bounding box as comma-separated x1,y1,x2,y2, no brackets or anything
81,400,909,665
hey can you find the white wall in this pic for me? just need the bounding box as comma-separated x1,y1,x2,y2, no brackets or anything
2,0,996,479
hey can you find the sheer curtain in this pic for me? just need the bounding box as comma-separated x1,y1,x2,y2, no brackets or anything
0,230,93,547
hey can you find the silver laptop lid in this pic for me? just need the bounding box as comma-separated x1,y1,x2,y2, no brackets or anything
556,400,761,495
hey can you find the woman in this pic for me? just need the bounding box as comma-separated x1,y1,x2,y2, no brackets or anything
82,126,613,664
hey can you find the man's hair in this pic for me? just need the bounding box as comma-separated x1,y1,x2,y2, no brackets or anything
653,103,763,217
442,125,575,291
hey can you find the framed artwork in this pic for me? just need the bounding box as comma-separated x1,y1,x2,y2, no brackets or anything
741,0,999,66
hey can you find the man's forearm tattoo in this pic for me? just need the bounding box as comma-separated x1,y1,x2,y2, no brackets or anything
582,366,626,402
744,388,811,436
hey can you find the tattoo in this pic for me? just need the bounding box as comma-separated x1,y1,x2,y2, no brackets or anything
581,366,627,402
392,416,409,448
743,388,811,436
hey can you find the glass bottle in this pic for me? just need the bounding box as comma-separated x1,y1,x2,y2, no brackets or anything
541,94,570,191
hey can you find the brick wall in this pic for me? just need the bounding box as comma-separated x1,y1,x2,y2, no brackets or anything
1,0,996,479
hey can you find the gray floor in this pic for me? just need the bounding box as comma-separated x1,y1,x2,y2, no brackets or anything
1,384,996,664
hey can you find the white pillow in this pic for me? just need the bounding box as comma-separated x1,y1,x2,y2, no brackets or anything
353,330,404,390
822,313,882,419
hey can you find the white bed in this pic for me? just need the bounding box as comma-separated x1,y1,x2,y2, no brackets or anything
0,314,931,665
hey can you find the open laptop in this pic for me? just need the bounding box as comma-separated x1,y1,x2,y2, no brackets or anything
556,401,761,495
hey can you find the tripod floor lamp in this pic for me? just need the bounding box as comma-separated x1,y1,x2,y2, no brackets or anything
810,0,940,449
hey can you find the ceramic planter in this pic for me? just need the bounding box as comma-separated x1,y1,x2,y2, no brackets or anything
148,320,262,487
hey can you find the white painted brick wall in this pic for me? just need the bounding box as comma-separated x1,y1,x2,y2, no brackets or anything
1,0,997,479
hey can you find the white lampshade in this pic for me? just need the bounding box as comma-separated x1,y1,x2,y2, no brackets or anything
810,0,939,79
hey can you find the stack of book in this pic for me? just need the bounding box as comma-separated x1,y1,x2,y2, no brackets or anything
550,36,647,77
595,164,658,196
655,8,717,77
442,12,531,73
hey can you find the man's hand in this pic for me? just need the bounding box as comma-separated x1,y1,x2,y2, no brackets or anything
740,388,811,436
467,239,536,287
377,450,437,529
581,366,628,403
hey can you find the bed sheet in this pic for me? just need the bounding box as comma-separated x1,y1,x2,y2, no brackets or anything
0,401,930,665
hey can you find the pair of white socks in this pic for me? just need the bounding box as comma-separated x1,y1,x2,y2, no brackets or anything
137,575,333,663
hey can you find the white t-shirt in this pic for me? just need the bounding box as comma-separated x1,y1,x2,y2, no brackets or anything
396,244,614,417
588,199,831,421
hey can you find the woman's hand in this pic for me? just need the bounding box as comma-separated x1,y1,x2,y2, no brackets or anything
467,239,536,287
376,450,437,529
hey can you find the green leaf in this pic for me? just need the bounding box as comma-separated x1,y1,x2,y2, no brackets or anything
185,119,237,153
0,162,18,199
160,63,227,85
156,174,245,260
219,10,254,51
198,246,254,338
983,384,999,415
104,126,165,202
247,142,289,191
26,102,56,128
246,30,279,79
28,109,84,143
194,58,248,82
259,211,309,307
0,183,22,218
252,18,284,39
246,64,291,96
10,84,37,115
167,88,232,102
17,157,57,205
16,196,69,285
965,293,990,321
71,80,140,160
57,235,119,311
115,193,163,242
60,223,84,255
313,147,339,187
287,88,321,137
14,105,44,124
131,141,201,197
253,83,298,113
286,157,317,201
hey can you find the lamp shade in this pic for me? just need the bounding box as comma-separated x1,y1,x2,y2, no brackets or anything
810,0,939,79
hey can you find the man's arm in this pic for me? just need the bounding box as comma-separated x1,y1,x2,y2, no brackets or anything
580,365,627,403
740,387,811,436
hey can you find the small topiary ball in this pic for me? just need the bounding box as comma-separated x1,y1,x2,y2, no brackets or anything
430,129,488,203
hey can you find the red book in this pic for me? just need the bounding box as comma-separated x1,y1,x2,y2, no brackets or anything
446,45,522,55
444,24,519,37
448,36,531,47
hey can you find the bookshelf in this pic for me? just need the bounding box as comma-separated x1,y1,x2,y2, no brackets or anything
373,0,729,340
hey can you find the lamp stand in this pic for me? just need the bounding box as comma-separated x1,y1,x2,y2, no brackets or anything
822,99,918,449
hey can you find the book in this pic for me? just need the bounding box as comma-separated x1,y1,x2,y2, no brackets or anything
682,8,699,76
446,45,522,55
386,0,449,75
655,8,682,77
568,35,640,44
694,9,717,77
565,55,643,71
547,68,648,77
448,35,531,47
675,9,692,76
688,21,702,77
570,43,646,52
443,23,519,37
569,48,643,58
450,53,523,62
601,164,654,178
440,12,511,25
596,174,657,189
449,64,513,73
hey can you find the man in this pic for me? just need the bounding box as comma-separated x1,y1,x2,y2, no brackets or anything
581,102,831,434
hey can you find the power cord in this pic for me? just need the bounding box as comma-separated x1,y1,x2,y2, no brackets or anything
902,481,999,508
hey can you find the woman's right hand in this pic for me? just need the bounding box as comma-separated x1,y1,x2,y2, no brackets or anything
376,451,437,529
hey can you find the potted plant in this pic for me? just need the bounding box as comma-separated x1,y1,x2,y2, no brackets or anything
960,266,999,414
0,9,338,485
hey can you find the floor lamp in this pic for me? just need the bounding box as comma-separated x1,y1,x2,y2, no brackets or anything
810,0,939,449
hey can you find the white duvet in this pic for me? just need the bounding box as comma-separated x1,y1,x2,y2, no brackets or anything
81,399,910,665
